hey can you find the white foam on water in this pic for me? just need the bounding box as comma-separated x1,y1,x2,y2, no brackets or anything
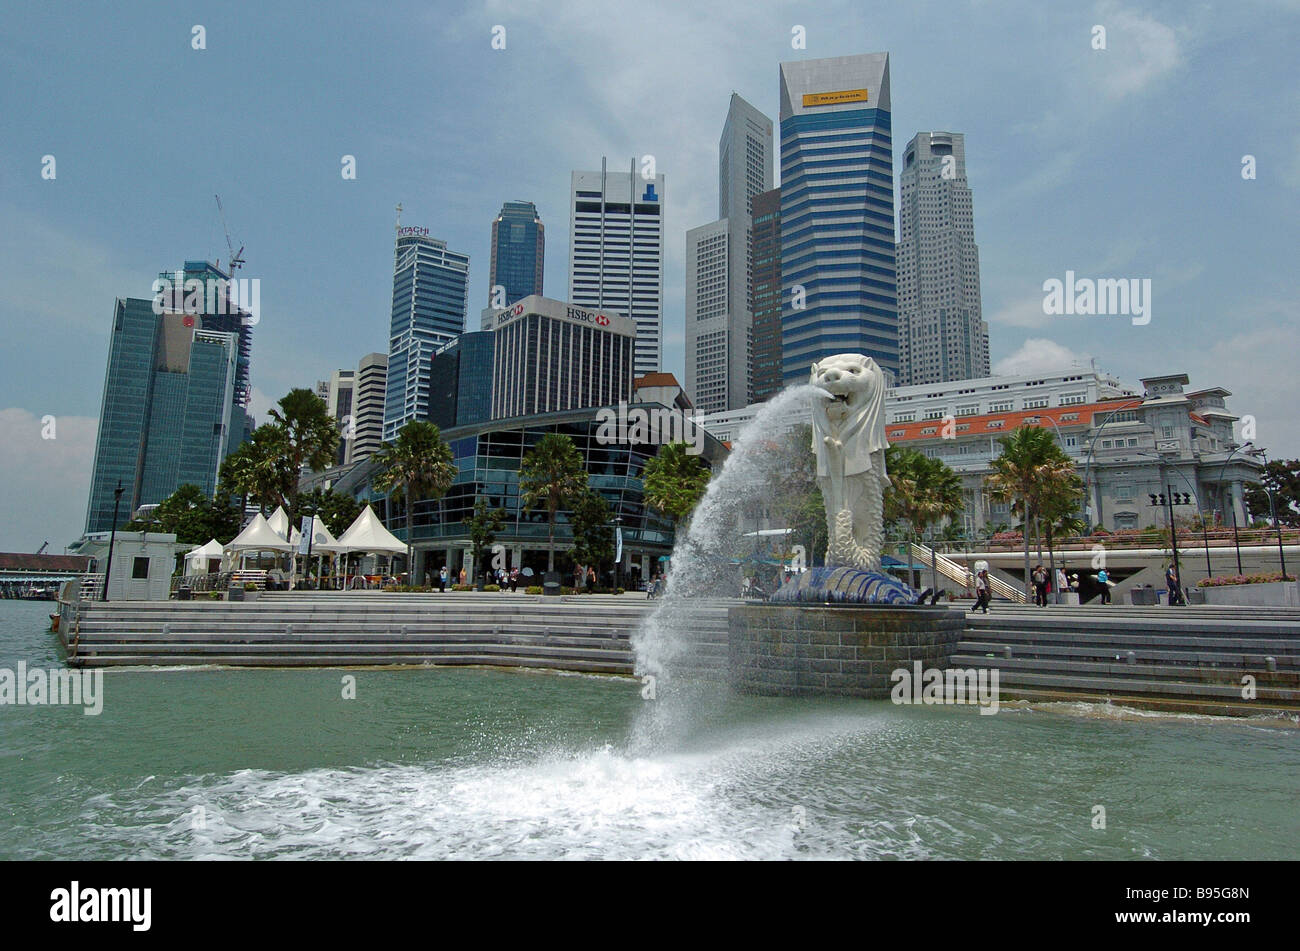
67,711,901,860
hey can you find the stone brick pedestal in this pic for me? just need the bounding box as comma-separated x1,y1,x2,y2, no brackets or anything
728,603,966,697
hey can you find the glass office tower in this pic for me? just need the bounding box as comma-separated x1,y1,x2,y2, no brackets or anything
85,299,239,533
778,53,898,385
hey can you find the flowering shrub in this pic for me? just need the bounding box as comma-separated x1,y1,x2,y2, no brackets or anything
990,531,1023,542
1197,572,1296,588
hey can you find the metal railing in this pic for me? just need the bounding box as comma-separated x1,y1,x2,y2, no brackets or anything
909,543,1028,603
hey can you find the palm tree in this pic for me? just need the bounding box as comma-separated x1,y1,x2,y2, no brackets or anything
985,426,1077,598
371,421,456,583
642,442,712,527
519,433,589,574
884,448,965,587
235,424,295,516
268,388,340,522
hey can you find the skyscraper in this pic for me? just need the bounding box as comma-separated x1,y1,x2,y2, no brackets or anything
383,226,470,442
321,368,355,465
778,53,898,385
568,159,665,376
85,298,240,533
489,201,545,307
896,131,990,385
686,94,774,414
750,187,783,402
351,352,388,463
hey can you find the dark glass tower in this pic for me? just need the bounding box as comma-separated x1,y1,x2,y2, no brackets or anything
489,201,544,306
85,299,240,533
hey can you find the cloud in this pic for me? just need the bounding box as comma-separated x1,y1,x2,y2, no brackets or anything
988,295,1052,329
994,337,1093,376
1094,2,1182,99
0,409,97,552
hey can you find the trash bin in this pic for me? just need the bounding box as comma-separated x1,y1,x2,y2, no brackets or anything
542,571,563,596
176,585,192,601
1186,588,1206,605
227,586,245,602
1130,587,1157,605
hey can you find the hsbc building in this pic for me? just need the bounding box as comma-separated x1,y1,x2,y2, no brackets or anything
490,295,636,420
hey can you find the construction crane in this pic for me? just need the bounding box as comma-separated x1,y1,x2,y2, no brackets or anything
214,194,245,275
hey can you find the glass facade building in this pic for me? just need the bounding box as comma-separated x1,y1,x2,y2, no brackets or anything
384,229,470,442
428,331,495,431
489,201,544,306
778,53,899,386
85,299,239,533
377,406,727,583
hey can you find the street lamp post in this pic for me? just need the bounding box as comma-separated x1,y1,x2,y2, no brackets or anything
1255,450,1289,579
101,480,125,602
1135,451,1212,581
1216,442,1252,575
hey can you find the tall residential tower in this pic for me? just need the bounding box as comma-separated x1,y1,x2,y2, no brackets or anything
778,54,898,385
896,132,989,385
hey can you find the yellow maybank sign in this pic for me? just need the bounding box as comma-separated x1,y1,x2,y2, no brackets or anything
802,88,869,107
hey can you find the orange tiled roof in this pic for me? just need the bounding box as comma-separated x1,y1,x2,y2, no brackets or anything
885,398,1143,443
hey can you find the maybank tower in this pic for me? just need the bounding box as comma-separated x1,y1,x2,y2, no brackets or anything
778,53,897,386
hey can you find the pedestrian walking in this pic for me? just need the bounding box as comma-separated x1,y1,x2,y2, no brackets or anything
1031,563,1049,607
1097,568,1111,604
1165,564,1184,606
438,565,448,593
974,569,991,614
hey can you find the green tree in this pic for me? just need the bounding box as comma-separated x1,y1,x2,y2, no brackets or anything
267,388,340,521
1243,459,1300,527
123,483,240,546
226,424,296,515
519,433,589,573
985,426,1078,597
883,447,964,587
642,441,712,527
570,488,614,587
371,421,456,582
462,497,506,588
295,487,361,537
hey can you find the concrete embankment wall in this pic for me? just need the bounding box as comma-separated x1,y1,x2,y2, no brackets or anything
954,604,1300,718
59,593,729,675
56,593,1300,719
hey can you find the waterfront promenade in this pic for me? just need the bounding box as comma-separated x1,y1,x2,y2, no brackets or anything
52,590,1300,719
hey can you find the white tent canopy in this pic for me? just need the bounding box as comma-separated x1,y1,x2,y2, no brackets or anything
334,505,406,554
185,538,225,573
225,512,295,554
290,517,342,553
266,506,291,540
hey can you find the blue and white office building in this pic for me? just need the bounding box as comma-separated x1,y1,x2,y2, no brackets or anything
778,53,899,385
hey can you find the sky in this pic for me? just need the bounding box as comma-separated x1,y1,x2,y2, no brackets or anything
2,0,1298,552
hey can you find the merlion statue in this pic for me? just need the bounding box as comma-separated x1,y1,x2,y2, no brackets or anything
810,354,889,572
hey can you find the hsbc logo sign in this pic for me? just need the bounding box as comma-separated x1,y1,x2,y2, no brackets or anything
495,300,620,332
566,306,613,327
